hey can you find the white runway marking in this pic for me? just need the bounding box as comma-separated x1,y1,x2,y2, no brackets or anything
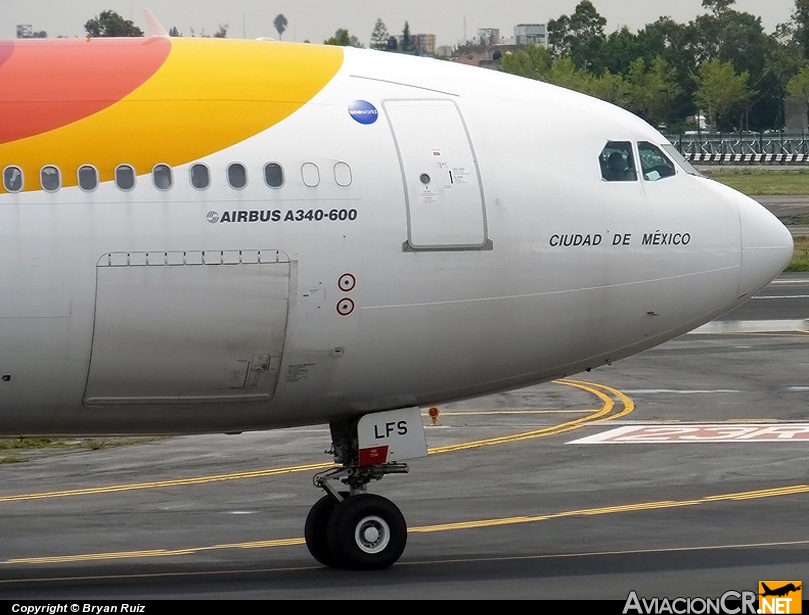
570,423,809,443
620,389,741,394
692,319,808,333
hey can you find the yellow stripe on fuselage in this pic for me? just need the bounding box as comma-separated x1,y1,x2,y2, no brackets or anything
0,39,343,192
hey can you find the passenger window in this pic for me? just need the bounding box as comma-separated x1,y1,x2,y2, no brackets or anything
152,164,173,191
115,165,136,191
40,166,61,192
190,164,210,190
334,162,352,187
639,142,677,181
264,163,284,188
302,162,320,187
228,163,247,189
3,166,23,193
78,165,99,191
599,142,637,182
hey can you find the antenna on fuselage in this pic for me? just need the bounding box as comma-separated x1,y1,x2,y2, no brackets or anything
143,9,170,38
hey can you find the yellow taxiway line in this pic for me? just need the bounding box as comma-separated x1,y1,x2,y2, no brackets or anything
4,483,808,565
0,379,630,503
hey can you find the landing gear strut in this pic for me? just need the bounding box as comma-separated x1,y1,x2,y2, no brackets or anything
304,416,412,569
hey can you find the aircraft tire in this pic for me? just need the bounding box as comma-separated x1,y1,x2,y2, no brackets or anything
304,493,342,567
327,493,407,570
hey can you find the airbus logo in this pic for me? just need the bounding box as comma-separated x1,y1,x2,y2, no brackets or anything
204,209,358,224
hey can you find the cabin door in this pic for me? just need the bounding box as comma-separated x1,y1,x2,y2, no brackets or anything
384,99,490,250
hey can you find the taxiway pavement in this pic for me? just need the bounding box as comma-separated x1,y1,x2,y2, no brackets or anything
0,275,806,600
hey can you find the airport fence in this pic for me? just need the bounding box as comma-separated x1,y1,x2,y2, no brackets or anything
665,130,809,165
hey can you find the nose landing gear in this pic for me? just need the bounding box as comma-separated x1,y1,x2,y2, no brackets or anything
304,408,427,570
305,460,409,570
326,491,406,570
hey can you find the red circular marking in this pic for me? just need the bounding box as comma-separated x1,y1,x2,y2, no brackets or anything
338,273,356,292
336,298,355,316
0,42,14,71
0,38,171,145
428,407,439,418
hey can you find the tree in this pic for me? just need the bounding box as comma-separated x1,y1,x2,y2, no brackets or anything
168,26,181,37
689,7,773,129
601,26,651,76
189,24,227,38
370,18,389,50
787,63,809,101
546,56,596,94
501,49,596,99
788,0,809,59
630,6,776,130
768,28,805,109
506,0,797,131
274,14,288,40
500,44,554,81
547,1,607,72
624,57,682,127
702,0,736,15
85,10,143,37
401,21,413,53
324,29,352,46
787,63,809,127
695,58,751,130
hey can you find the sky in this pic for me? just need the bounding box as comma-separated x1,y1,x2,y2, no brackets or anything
2,1,797,46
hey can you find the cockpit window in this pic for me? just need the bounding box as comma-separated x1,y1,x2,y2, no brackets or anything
600,142,637,182
638,142,676,181
661,143,702,177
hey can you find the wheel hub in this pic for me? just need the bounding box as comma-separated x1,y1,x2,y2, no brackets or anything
355,515,389,553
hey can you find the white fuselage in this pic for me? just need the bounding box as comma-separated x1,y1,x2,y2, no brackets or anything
0,46,793,435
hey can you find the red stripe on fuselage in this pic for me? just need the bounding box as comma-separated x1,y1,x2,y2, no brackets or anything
0,42,14,70
0,37,171,144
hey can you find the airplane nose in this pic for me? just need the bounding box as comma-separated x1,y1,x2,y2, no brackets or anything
738,194,794,297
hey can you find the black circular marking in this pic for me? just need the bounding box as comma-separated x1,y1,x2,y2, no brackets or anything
337,298,355,316
338,273,356,292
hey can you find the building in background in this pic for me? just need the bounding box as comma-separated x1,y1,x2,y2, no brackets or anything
435,44,455,58
395,32,436,55
16,24,47,38
456,23,547,68
477,28,500,46
413,33,436,56
514,24,547,46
